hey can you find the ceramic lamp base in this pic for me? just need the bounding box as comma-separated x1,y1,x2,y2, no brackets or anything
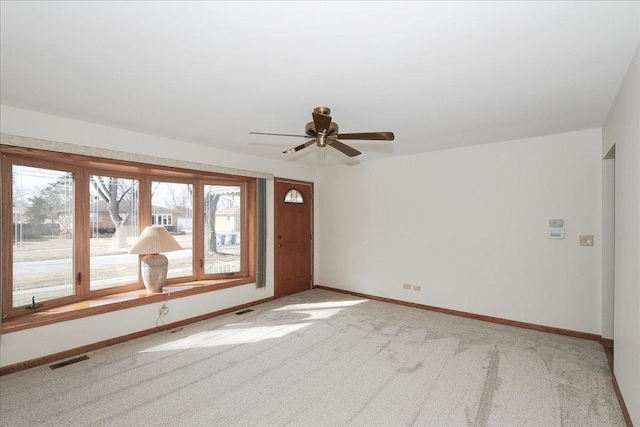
141,253,168,293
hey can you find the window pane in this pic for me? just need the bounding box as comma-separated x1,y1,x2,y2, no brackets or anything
203,185,241,275
152,181,193,279
12,165,74,307
284,189,304,203
89,175,140,291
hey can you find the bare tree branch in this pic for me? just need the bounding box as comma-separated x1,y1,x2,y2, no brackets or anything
117,186,131,204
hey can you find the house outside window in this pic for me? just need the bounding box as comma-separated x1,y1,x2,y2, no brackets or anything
151,214,173,227
152,181,193,279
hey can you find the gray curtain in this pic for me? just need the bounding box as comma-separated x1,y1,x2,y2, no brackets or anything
256,178,267,288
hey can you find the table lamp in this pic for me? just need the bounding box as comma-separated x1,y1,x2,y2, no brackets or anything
129,225,182,293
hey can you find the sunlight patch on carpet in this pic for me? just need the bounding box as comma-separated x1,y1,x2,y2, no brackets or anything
141,323,311,352
290,308,344,320
273,300,367,311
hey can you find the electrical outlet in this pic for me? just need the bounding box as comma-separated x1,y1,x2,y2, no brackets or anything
413,285,421,292
159,303,169,316
403,284,412,290
579,235,594,246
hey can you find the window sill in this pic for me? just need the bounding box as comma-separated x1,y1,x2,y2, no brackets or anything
0,277,256,334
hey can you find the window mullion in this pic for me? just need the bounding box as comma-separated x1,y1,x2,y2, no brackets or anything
135,176,153,288
75,169,90,299
243,180,253,277
139,177,152,229
1,156,15,315
193,181,204,278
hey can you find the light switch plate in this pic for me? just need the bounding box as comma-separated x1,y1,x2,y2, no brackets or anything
579,235,594,246
549,219,564,227
548,229,565,239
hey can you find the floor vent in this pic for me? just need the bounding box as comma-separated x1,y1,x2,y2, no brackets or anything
50,355,89,370
235,309,254,315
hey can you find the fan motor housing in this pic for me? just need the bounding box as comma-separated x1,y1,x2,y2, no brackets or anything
305,121,339,137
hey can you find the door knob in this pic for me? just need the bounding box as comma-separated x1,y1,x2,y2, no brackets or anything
278,243,284,247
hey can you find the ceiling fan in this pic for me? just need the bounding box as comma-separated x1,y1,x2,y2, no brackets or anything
250,107,394,157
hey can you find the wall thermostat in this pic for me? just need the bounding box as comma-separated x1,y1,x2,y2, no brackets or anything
548,229,565,239
549,219,564,227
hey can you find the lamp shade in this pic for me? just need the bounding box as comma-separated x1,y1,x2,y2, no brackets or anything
129,226,182,255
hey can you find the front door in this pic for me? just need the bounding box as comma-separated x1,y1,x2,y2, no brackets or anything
274,178,313,298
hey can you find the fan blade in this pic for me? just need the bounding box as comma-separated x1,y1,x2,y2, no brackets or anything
312,112,332,132
336,132,395,141
250,132,309,138
283,140,315,154
328,140,361,157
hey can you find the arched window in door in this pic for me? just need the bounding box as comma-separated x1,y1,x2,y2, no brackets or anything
284,189,304,204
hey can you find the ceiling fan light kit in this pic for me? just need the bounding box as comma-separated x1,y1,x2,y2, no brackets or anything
250,106,394,158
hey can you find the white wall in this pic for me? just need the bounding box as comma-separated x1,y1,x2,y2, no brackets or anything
603,45,640,426
317,129,603,334
0,105,316,367
1,281,270,367
0,105,315,178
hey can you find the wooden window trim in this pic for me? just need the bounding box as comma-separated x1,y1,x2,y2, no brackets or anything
0,277,256,334
1,145,258,324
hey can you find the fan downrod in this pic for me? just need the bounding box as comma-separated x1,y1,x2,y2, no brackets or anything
313,106,331,115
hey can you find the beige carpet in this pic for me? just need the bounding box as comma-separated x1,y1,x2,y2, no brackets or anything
0,289,625,426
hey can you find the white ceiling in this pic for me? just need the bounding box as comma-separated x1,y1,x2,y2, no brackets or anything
1,1,639,166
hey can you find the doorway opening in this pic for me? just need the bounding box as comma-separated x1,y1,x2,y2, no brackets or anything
602,145,615,354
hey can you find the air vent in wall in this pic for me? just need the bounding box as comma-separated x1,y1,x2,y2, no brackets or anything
49,355,89,370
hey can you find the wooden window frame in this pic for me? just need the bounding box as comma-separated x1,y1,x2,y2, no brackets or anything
1,145,257,322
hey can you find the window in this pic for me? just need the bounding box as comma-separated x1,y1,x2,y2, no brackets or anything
10,165,75,307
203,184,242,275
151,214,172,226
89,174,140,291
284,189,304,203
152,181,193,280
1,146,256,319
